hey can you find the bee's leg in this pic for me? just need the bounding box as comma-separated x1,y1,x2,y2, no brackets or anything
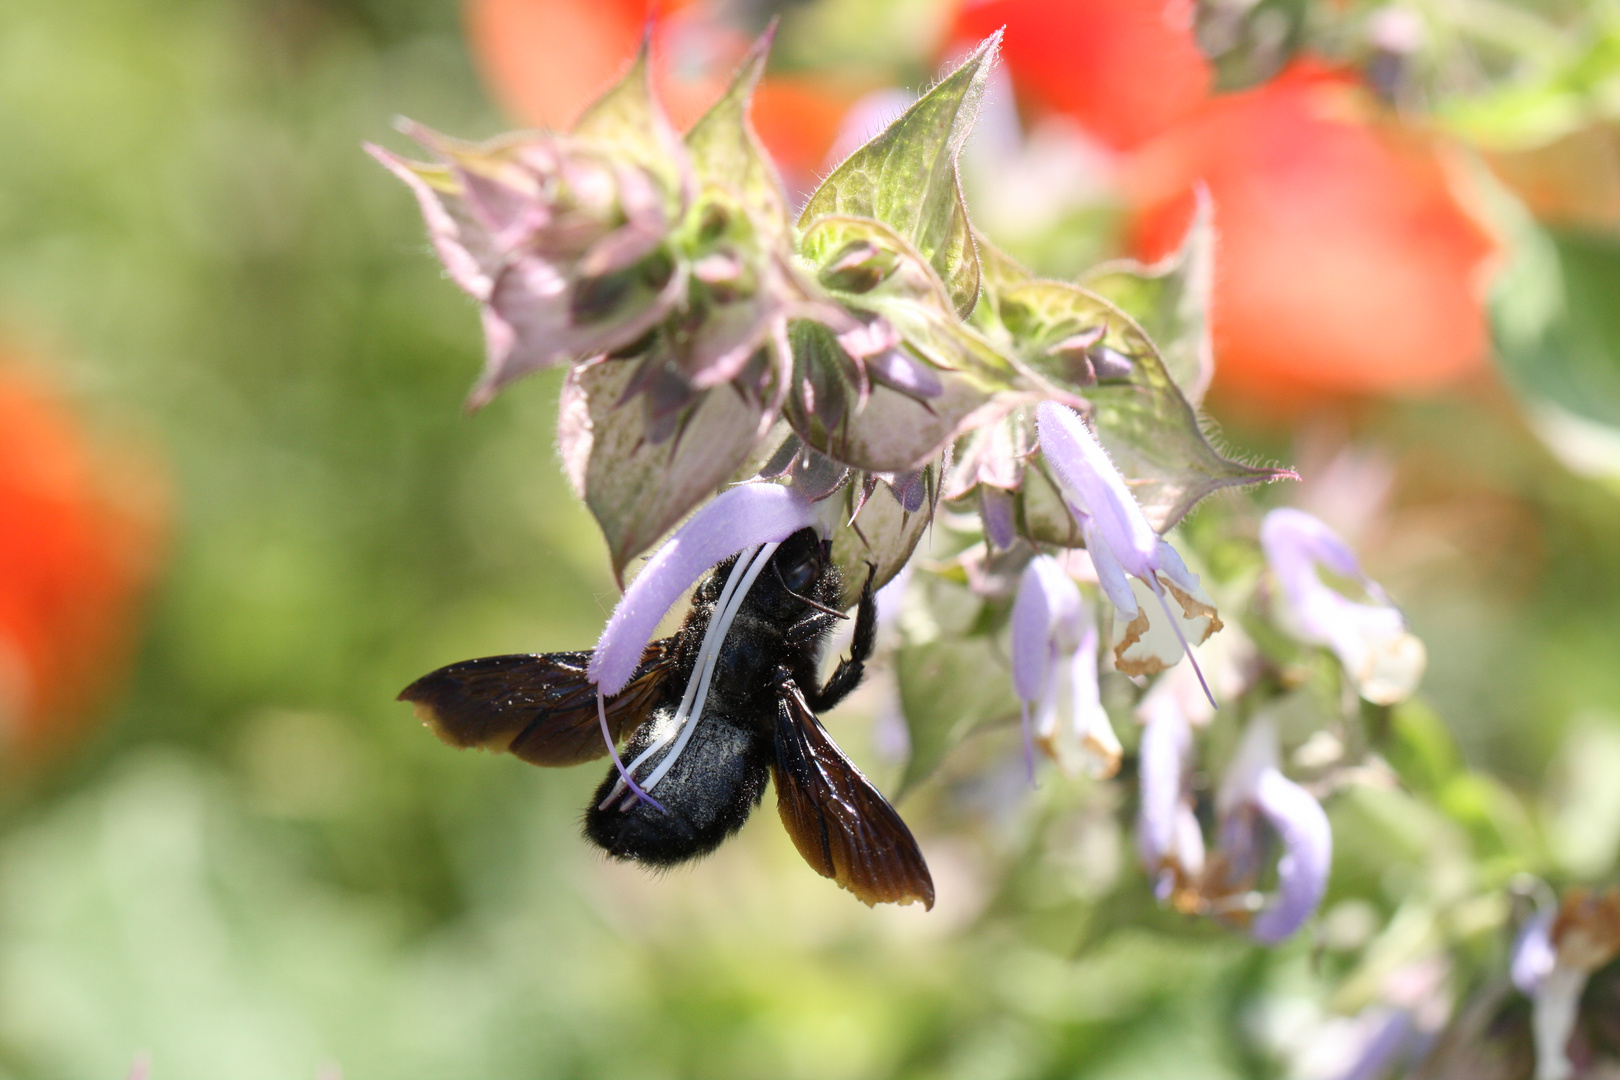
803,564,878,713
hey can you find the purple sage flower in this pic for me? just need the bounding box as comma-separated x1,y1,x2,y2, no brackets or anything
1035,402,1222,701
1260,508,1425,706
589,482,815,696
1212,718,1333,944
1010,555,1120,780
1137,706,1333,941
1136,690,1204,905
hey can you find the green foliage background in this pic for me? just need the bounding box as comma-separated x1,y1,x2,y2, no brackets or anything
2,1,1620,1077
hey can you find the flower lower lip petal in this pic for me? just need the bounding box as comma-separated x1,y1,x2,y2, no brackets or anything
589,483,814,695
1261,507,1425,705
1035,402,1158,575
1248,768,1332,944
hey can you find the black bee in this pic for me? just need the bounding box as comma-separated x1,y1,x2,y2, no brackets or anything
398,528,934,909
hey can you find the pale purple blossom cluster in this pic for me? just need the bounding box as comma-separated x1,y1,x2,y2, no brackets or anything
578,398,1382,943
1008,404,1330,942
370,23,1440,950
1261,507,1425,705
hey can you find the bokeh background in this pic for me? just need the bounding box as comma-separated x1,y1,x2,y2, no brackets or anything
3,0,1620,1076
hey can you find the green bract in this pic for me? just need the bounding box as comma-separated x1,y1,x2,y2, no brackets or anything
983,267,1292,533
1083,188,1216,406
799,33,999,318
375,29,1288,590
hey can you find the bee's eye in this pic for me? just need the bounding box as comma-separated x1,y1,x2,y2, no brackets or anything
780,552,819,594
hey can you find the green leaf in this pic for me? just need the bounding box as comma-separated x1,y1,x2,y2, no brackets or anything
558,357,764,582
1384,699,1460,796
896,634,1016,795
572,39,687,195
1082,188,1215,405
973,230,1033,299
684,29,789,236
1438,772,1540,867
989,279,1292,530
1195,0,1306,93
799,216,1035,386
1017,455,1085,546
798,34,1002,318
1491,195,1620,483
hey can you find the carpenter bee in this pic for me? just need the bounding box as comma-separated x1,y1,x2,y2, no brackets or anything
398,528,934,908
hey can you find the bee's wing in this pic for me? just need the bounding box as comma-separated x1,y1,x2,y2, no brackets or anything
398,642,671,767
771,678,935,909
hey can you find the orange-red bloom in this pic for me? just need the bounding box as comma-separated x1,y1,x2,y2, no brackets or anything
466,0,669,131
1127,63,1496,401
464,0,852,176
0,361,163,753
950,0,1211,150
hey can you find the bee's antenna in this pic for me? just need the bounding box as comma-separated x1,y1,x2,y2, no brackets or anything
773,561,849,619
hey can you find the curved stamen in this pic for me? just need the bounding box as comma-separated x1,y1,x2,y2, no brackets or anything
599,542,767,809
640,541,781,793
1147,576,1217,711
597,691,667,814
600,541,783,810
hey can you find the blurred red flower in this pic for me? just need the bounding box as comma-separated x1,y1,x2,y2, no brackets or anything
466,0,669,131
464,0,853,177
1126,63,1496,402
0,360,163,754
467,3,1494,406
950,0,1211,150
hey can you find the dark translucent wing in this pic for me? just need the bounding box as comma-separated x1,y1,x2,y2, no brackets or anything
772,679,934,909
398,642,671,767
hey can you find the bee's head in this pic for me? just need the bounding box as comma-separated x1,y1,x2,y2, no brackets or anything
753,527,840,620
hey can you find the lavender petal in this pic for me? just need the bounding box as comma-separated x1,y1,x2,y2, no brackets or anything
1513,909,1558,995
1070,619,1120,779
979,486,1017,550
1151,537,1202,597
1081,518,1139,618
1036,402,1159,580
589,483,814,694
1250,768,1333,944
868,348,945,399
1011,559,1057,702
1262,507,1369,586
1261,507,1424,704
1137,696,1192,871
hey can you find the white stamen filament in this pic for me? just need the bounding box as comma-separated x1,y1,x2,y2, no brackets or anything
1148,575,1217,711
640,541,780,792
596,689,666,814
598,541,782,809
624,543,759,775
